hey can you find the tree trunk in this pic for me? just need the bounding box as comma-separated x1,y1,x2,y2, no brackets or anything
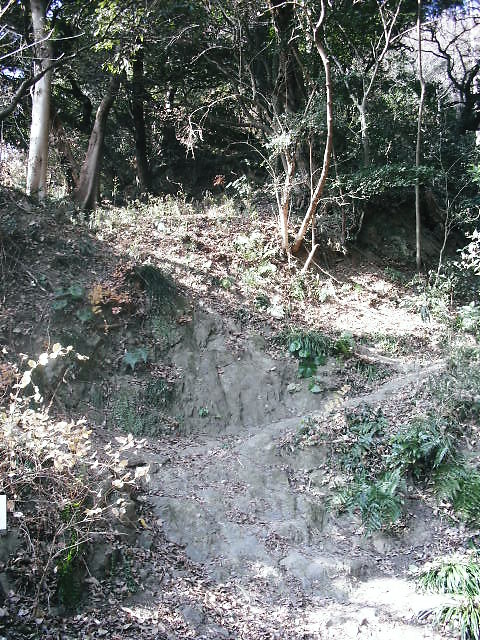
278,152,295,251
292,2,333,254
415,0,425,272
130,45,151,192
358,99,370,167
269,0,306,115
51,111,79,190
26,0,52,200
74,75,120,211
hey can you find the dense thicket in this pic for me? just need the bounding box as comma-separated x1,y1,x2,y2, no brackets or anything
0,0,478,261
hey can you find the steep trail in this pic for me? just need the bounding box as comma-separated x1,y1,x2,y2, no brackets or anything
135,360,452,639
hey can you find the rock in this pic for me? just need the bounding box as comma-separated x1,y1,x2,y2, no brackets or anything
0,531,22,564
180,604,205,627
203,624,230,638
137,531,153,551
0,573,11,603
87,544,121,579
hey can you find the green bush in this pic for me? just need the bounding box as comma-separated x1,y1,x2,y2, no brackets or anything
332,470,404,534
389,417,456,479
286,330,332,378
433,463,480,524
341,406,387,475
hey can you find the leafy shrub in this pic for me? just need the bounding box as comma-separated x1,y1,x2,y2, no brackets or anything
435,346,480,419
233,231,267,262
417,555,480,597
389,417,456,479
433,463,480,524
0,346,146,613
433,600,480,640
341,406,388,475
333,331,355,357
332,470,404,534
459,229,480,277
287,330,332,378
457,302,480,337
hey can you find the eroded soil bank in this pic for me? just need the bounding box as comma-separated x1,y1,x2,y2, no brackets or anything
1,200,472,639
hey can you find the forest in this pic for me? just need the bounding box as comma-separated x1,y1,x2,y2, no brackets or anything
1,0,480,639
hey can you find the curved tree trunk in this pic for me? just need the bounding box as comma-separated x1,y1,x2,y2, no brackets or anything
26,0,52,200
292,2,333,254
74,75,120,211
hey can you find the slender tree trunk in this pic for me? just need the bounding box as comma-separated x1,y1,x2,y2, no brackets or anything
51,111,79,190
278,152,295,251
131,45,151,192
292,2,333,254
358,99,370,167
415,0,425,272
74,75,120,211
26,0,52,200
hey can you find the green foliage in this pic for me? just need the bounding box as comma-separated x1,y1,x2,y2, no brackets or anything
389,417,456,479
418,555,480,597
341,406,387,475
112,383,172,436
234,231,267,262
332,470,404,534
123,347,148,371
416,555,480,640
57,528,83,609
457,303,480,337
144,378,173,407
198,406,209,418
460,229,480,276
354,361,387,383
133,265,177,310
434,345,480,419
52,285,86,311
333,331,355,357
433,464,480,524
332,164,435,200
434,600,480,640
286,330,331,379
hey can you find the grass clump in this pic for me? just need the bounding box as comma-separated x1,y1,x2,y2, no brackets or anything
416,554,480,639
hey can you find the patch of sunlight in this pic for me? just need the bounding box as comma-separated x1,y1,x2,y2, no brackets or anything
350,576,450,617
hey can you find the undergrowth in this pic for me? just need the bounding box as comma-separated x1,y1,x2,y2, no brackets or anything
0,345,147,616
274,328,355,380
416,554,480,639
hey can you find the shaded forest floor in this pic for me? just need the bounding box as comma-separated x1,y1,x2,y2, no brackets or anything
1,188,479,639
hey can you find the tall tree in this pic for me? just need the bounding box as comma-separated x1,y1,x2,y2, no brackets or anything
129,42,151,193
325,0,407,167
415,0,426,271
26,0,53,200
292,0,333,254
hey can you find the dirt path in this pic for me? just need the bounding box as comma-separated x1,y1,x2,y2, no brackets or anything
129,361,455,639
